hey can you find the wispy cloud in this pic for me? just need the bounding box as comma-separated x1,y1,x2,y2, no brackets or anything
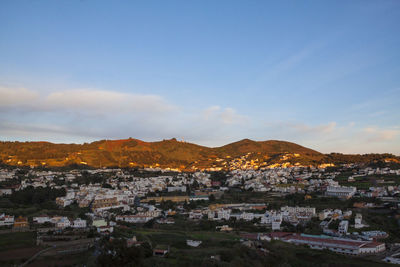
0,86,176,115
202,106,247,125
46,89,176,114
265,48,313,78
257,120,400,155
288,122,337,134
0,85,249,146
0,86,40,109
363,127,399,142
0,85,399,154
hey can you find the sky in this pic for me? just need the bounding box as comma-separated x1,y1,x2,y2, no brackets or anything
0,0,399,154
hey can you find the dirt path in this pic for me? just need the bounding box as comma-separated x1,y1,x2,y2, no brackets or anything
20,246,55,267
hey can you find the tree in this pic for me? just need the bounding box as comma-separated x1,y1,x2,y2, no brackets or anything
102,183,112,189
10,186,66,205
97,238,150,267
144,219,155,228
160,200,175,210
188,200,198,209
209,194,216,202
328,220,340,230
191,180,199,190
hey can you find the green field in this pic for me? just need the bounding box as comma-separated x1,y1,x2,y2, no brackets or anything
0,198,89,220
111,225,390,267
0,232,39,266
0,232,36,251
0,224,393,266
336,174,400,189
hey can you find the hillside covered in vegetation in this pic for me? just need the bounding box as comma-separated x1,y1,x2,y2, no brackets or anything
0,138,398,170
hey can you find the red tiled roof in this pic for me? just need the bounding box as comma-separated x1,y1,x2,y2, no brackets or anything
269,232,292,239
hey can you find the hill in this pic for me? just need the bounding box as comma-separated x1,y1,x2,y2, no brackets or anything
0,138,397,170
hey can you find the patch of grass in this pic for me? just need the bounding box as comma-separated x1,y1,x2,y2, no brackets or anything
0,232,36,251
338,174,400,189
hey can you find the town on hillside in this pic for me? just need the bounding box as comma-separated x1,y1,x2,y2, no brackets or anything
1,160,400,266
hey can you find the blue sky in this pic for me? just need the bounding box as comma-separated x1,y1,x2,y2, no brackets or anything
0,0,399,154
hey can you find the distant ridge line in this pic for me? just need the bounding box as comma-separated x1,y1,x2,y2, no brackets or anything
0,138,398,169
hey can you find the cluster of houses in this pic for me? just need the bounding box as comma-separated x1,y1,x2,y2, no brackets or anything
225,167,336,193
55,185,136,211
1,163,399,261
0,169,17,182
116,207,162,224
33,215,87,228
204,204,316,230
223,168,359,197
197,152,335,171
0,214,29,229
0,213,88,229
318,210,388,242
1,164,399,203
350,167,400,177
1,212,119,235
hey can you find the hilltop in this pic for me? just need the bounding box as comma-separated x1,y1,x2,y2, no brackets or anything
0,138,397,170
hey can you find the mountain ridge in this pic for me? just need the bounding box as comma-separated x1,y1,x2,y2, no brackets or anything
0,138,397,170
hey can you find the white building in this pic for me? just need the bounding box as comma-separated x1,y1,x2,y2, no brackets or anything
384,252,400,264
271,214,282,230
261,211,282,230
97,225,113,234
217,209,231,221
0,214,14,226
189,210,203,220
326,186,356,199
65,190,76,199
240,212,255,221
56,217,71,228
116,215,153,224
56,197,73,207
186,240,202,247
73,218,87,228
167,186,186,192
282,233,385,255
354,213,364,229
280,206,316,216
338,220,349,235
261,213,272,225
33,215,51,224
